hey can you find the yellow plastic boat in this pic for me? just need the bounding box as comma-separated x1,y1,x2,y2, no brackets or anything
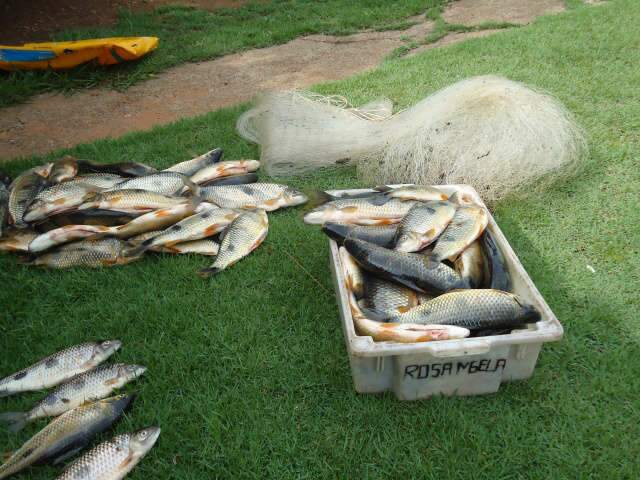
0,37,159,71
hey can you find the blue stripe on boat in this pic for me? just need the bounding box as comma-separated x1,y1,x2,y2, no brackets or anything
0,49,56,62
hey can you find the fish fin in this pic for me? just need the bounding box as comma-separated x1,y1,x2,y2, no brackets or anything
51,446,86,466
122,243,148,258
181,177,202,197
197,267,221,278
305,190,335,209
16,254,36,265
0,412,27,433
448,192,461,204
209,148,223,164
373,185,393,193
359,306,390,323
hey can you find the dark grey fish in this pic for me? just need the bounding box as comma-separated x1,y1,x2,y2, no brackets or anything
76,160,157,177
200,173,258,187
343,238,467,294
0,395,133,480
481,229,511,291
322,223,397,248
0,183,9,237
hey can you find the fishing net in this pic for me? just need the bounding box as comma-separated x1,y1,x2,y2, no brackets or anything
236,76,586,204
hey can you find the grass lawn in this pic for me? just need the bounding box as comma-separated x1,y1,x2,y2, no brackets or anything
1,0,639,478
0,0,445,108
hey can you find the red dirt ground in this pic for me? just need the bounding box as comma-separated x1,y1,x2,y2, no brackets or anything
0,0,247,44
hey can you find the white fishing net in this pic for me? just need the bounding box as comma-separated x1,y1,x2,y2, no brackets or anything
236,76,586,203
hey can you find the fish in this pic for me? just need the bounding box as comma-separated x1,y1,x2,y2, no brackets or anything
78,189,190,214
8,165,52,226
0,395,133,479
339,246,365,298
366,289,541,331
454,240,487,289
164,148,223,175
55,426,161,480
199,209,268,277
93,199,204,240
343,238,467,294
156,239,220,256
0,170,12,187
481,229,511,291
29,225,114,253
304,196,415,225
39,209,140,230
108,172,199,196
190,160,260,184
0,364,145,433
322,223,398,248
199,183,307,211
0,183,9,237
23,181,102,223
394,200,457,253
0,229,39,253
127,206,238,256
27,238,141,268
375,184,449,202
76,160,157,177
74,174,125,190
346,283,469,343
430,204,488,261
49,156,78,183
199,173,258,187
0,341,121,398
357,276,422,317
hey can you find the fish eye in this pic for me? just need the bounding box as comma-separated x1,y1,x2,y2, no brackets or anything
101,341,111,348
138,431,148,440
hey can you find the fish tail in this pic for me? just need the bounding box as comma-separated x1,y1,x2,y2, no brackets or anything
0,412,27,433
359,306,390,323
182,178,201,197
122,242,149,258
197,267,221,278
305,190,335,209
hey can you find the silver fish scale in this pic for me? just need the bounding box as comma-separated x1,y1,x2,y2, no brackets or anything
209,209,268,270
330,197,416,216
57,433,131,480
0,400,117,479
85,189,185,211
32,181,97,208
30,364,127,420
0,343,98,394
431,205,486,261
199,184,288,208
392,290,527,328
360,277,419,317
8,168,49,225
109,172,188,195
395,201,456,246
145,208,237,247
35,239,129,268
75,174,124,189
165,148,221,176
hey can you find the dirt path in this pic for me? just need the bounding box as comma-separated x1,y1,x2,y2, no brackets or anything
0,0,566,162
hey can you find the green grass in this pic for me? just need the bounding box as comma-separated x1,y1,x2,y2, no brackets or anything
0,0,440,108
1,0,639,478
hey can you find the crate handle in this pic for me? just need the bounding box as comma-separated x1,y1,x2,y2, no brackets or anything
429,339,492,358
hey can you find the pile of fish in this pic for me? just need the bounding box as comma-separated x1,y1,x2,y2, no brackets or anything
0,149,308,276
304,185,542,343
0,341,158,480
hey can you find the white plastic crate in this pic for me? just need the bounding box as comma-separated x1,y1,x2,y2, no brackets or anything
328,185,563,400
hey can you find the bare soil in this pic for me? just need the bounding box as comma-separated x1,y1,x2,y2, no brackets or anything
442,0,565,26
0,0,571,161
0,0,247,44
